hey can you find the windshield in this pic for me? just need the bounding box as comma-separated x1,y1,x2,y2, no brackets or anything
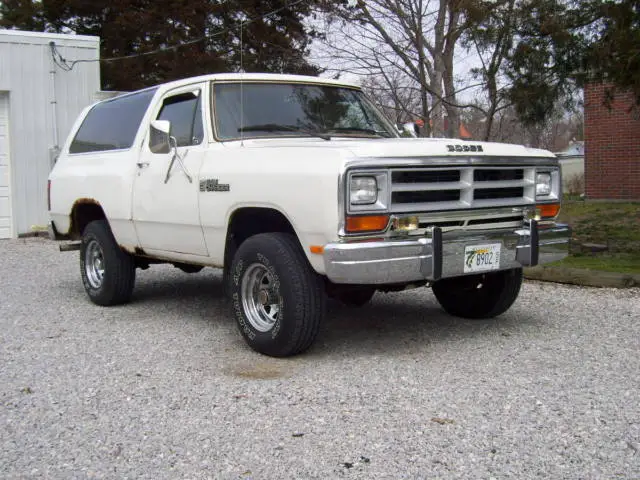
213,82,398,141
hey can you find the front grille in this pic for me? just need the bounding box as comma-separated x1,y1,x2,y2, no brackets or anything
393,189,460,204
474,187,524,200
389,166,535,213
474,169,524,182
393,170,460,183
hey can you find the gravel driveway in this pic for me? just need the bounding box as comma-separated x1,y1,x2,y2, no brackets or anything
1,237,639,479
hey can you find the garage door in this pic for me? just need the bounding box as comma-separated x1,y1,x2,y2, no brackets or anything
0,93,11,238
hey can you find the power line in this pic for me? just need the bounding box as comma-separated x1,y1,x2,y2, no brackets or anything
50,0,309,71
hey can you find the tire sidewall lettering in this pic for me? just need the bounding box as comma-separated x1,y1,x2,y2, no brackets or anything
232,291,256,340
232,259,244,287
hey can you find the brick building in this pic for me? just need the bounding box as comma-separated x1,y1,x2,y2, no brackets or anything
584,83,640,200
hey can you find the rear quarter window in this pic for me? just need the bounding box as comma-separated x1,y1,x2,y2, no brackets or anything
69,88,158,154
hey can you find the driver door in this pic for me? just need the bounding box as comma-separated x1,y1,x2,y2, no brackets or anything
132,84,208,256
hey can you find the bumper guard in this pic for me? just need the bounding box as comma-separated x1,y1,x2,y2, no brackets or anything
324,221,571,285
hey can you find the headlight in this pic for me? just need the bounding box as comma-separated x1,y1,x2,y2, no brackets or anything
350,176,377,205
536,172,552,197
346,170,389,214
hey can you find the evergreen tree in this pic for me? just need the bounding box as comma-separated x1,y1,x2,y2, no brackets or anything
501,0,640,124
0,0,321,90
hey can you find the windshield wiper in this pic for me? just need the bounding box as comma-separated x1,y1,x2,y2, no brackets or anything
238,123,331,141
324,127,391,137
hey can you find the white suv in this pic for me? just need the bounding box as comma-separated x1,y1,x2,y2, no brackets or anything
48,73,570,356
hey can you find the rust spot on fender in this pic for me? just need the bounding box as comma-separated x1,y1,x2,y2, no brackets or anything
73,197,101,207
69,198,103,238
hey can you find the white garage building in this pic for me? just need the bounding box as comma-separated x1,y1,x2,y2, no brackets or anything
0,30,101,238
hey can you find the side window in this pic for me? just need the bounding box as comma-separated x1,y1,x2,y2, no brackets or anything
156,91,203,148
69,88,157,154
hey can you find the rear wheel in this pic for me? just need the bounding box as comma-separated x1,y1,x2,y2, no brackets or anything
80,220,135,306
432,268,523,319
229,233,326,357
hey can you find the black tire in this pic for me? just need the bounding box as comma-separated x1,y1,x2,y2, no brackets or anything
337,288,376,307
80,219,136,306
229,233,326,357
432,268,523,319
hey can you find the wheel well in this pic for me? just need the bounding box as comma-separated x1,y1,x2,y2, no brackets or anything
224,207,297,270
70,200,107,238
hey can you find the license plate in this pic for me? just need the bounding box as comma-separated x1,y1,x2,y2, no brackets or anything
464,243,501,273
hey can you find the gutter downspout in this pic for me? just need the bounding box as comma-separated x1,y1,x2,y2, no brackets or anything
48,41,60,167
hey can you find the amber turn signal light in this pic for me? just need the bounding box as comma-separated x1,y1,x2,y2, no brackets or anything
345,215,390,233
537,203,560,218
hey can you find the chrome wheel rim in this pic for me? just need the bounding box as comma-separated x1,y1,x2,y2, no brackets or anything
241,263,281,332
85,239,105,289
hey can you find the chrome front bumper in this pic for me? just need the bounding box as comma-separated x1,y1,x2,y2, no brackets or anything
324,221,571,284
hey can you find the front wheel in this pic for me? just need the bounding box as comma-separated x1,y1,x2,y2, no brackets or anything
229,233,326,357
80,220,136,306
432,268,523,319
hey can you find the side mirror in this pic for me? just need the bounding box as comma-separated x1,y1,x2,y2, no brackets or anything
150,120,171,154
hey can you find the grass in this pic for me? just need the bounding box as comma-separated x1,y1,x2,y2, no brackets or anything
557,200,640,249
549,199,640,274
552,253,640,274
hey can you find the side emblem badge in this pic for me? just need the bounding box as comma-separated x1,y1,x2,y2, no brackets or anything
200,179,230,192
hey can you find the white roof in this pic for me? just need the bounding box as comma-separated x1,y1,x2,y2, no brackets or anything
153,73,361,92
0,29,99,44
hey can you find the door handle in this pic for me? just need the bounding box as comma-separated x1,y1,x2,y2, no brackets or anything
137,162,150,168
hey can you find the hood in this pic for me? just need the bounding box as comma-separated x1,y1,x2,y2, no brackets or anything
229,137,555,160
343,137,555,159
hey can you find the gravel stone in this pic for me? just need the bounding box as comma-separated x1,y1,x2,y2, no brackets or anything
1,237,639,479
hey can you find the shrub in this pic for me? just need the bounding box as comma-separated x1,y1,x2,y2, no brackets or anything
565,173,585,196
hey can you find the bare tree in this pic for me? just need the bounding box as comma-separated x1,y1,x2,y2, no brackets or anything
360,72,421,125
461,99,584,150
317,0,468,137
461,0,517,140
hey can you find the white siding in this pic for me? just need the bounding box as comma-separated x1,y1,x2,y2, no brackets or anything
0,30,100,236
0,92,11,238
